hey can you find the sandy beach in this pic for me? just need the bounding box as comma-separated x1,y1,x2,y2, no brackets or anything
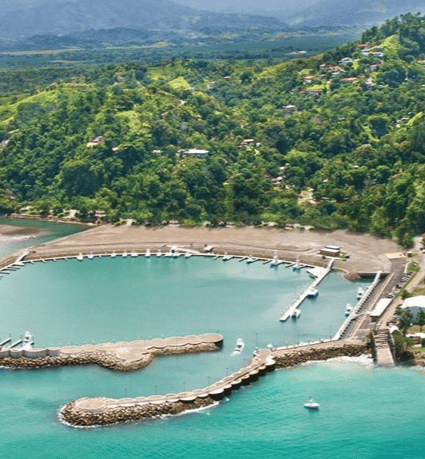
26,224,404,276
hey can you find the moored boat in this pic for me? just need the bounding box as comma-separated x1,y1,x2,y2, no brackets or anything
345,304,353,316
231,338,244,356
77,253,83,261
21,331,34,351
145,249,151,258
307,287,318,298
356,287,364,300
292,309,301,319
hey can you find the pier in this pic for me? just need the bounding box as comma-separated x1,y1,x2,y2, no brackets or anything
280,259,334,321
333,271,382,340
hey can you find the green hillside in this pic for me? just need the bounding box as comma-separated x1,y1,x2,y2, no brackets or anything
1,14,425,246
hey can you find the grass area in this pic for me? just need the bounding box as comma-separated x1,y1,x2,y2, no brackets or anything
167,77,191,91
382,35,402,59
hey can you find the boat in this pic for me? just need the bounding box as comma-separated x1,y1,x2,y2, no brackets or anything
345,304,353,316
293,259,301,270
164,251,173,258
145,249,151,258
231,338,245,356
122,251,128,258
131,251,138,258
307,287,318,298
172,251,181,258
304,397,320,411
88,252,94,260
223,253,232,261
246,255,255,264
111,251,117,258
270,252,279,267
184,252,192,258
156,249,162,257
356,287,365,300
292,309,301,319
77,253,83,262
21,331,34,351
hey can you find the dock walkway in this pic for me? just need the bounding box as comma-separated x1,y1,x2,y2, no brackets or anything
333,271,382,340
280,259,334,321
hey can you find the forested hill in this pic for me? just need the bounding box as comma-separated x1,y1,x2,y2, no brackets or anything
1,14,425,246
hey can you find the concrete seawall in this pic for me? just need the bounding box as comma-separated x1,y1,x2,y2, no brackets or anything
60,340,369,427
0,334,223,371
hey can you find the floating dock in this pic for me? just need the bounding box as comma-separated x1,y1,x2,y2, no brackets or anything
280,259,334,321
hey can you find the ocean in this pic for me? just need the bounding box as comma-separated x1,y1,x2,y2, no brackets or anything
0,220,423,459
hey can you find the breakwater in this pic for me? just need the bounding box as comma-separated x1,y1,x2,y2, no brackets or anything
0,334,223,371
60,340,369,427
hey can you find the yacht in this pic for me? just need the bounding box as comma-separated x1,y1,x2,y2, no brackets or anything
122,251,128,258
356,287,365,300
164,251,173,258
131,251,138,258
88,252,94,260
246,255,255,264
304,397,320,411
184,252,192,258
231,338,245,356
307,287,318,298
21,331,34,351
293,259,301,270
156,249,162,257
345,304,353,316
77,253,83,262
111,251,117,258
270,252,279,267
145,249,151,258
223,253,232,261
292,309,301,319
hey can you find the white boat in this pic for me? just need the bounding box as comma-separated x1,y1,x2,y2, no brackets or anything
131,251,138,258
88,252,94,260
307,287,318,298
356,287,364,300
223,253,232,261
77,253,83,262
111,251,117,258
231,338,245,356
156,249,162,257
21,331,34,351
270,252,279,267
172,251,181,258
292,309,301,319
293,259,301,270
246,256,255,264
122,251,128,258
164,251,173,258
145,249,151,258
345,304,353,316
184,252,192,258
304,397,320,411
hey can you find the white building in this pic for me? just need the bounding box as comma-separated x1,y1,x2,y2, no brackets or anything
183,149,209,158
400,296,425,323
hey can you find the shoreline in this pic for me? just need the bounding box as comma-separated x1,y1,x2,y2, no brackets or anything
18,223,404,278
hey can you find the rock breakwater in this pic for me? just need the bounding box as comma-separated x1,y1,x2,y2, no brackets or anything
273,340,370,368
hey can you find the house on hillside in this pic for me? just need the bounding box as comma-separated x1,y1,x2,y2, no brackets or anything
239,139,255,148
183,148,210,158
87,136,104,147
339,57,354,65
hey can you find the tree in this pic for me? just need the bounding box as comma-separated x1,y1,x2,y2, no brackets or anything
418,308,425,332
399,308,413,335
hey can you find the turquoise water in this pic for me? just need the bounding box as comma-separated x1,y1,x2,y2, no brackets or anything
0,217,84,256
0,222,424,458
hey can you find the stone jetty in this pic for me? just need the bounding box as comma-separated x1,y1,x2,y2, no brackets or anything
0,334,223,371
60,340,370,427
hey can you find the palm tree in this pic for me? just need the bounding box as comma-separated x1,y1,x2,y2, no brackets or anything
399,308,413,335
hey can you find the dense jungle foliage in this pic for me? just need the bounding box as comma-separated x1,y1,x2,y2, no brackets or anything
1,14,425,246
